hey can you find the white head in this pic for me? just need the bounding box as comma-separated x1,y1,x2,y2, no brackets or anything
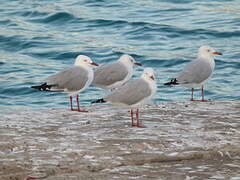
118,54,142,66
141,68,155,82
198,45,222,60
74,55,99,67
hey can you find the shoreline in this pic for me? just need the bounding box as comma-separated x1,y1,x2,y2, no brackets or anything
1,101,240,180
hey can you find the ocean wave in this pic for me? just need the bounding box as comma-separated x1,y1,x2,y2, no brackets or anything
86,19,127,28
15,10,48,18
0,35,51,52
122,21,240,39
29,12,77,25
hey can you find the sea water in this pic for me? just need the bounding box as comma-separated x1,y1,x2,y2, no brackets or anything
0,0,239,112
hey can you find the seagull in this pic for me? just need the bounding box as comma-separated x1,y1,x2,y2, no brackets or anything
31,55,98,112
164,45,222,101
92,54,142,90
92,68,157,127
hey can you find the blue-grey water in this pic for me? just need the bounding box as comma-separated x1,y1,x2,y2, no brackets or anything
0,0,239,112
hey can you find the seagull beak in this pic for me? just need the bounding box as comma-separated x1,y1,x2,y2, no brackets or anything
212,51,222,55
150,75,155,80
134,62,142,66
91,62,99,66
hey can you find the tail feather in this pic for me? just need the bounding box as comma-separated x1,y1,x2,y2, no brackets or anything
31,83,53,91
91,98,106,104
164,78,179,86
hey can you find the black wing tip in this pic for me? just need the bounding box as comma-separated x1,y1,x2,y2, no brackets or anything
164,78,179,86
91,98,106,104
31,83,53,91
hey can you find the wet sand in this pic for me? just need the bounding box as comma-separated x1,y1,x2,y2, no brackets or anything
1,101,240,180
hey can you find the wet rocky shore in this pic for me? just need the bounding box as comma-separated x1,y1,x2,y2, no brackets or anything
0,101,240,180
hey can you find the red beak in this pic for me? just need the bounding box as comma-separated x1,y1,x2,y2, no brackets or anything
212,51,222,55
91,62,99,66
134,62,142,66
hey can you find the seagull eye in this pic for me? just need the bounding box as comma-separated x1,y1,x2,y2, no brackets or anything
84,59,87,62
207,49,210,52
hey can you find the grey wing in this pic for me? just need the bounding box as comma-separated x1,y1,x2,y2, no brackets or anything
46,66,89,91
106,79,152,105
177,59,213,84
92,62,129,86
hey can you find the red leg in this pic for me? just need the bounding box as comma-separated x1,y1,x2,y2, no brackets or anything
136,109,139,126
135,109,146,128
130,109,135,127
200,86,211,102
70,96,74,111
190,86,210,102
190,88,194,101
76,95,80,111
76,95,88,112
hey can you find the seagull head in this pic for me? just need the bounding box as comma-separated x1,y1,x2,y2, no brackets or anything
198,45,222,60
74,55,99,67
119,54,142,66
142,68,155,82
